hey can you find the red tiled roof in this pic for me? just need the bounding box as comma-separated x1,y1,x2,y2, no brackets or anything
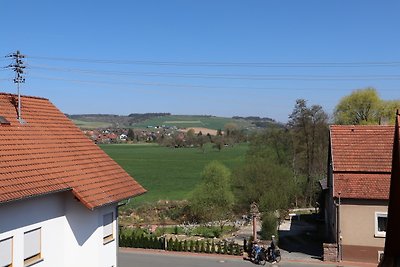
334,173,390,199
330,125,397,200
0,93,146,209
330,125,394,173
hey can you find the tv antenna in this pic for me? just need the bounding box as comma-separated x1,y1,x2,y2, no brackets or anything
6,50,26,123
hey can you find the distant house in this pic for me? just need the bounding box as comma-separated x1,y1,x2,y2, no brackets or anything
119,134,128,141
0,93,146,267
325,125,393,263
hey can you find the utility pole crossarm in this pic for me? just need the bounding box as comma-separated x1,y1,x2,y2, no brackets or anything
6,50,26,123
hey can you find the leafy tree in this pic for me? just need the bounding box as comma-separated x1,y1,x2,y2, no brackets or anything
196,133,208,153
232,158,296,213
334,87,381,125
224,123,238,137
212,135,224,151
288,99,329,206
127,128,135,141
334,88,400,125
378,100,400,124
189,161,235,229
248,125,292,166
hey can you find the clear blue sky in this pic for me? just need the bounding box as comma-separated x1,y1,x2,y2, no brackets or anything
1,0,399,122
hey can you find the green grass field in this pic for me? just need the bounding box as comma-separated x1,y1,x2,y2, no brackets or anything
72,119,113,128
100,143,248,206
134,115,252,130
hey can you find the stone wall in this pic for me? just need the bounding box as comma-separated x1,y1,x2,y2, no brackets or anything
323,243,338,262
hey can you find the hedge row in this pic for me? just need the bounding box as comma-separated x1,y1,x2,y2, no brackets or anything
119,234,165,249
119,234,243,256
165,238,242,255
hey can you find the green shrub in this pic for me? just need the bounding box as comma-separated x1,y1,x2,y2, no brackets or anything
261,212,278,239
200,241,205,253
189,240,195,252
205,241,210,253
167,238,173,251
217,242,222,254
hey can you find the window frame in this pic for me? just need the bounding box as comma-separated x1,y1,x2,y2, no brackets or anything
103,212,114,244
23,227,42,267
375,212,387,238
0,236,13,267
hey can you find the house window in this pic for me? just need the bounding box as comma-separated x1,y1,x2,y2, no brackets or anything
103,212,114,244
24,228,42,266
375,212,387,238
0,237,13,267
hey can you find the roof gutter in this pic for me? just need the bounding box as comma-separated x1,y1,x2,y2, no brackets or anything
0,187,72,206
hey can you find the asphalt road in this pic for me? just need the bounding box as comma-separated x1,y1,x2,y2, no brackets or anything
118,249,343,267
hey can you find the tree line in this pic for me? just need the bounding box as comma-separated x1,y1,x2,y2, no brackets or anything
189,87,399,239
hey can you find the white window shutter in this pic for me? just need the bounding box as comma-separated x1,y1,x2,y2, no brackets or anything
24,228,41,259
103,213,113,238
0,237,12,267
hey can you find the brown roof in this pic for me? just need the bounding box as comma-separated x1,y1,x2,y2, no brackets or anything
330,125,394,173
334,173,390,200
330,125,395,200
0,93,146,209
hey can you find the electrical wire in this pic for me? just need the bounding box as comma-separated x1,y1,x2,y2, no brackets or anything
29,75,400,91
27,55,400,68
28,65,400,81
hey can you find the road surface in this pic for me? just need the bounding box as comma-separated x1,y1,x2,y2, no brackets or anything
118,249,350,267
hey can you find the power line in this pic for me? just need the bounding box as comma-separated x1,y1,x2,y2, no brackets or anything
28,64,400,81
27,55,400,68
29,75,400,92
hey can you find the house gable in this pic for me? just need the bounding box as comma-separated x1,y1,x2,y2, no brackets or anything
330,125,394,200
0,93,146,209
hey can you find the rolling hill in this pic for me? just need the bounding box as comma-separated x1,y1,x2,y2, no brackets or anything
68,113,277,130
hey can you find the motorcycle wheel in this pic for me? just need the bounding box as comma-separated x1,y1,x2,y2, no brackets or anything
259,258,267,265
275,255,281,263
258,253,267,265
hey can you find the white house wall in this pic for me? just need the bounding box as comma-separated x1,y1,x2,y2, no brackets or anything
64,194,117,267
0,191,118,267
0,192,67,267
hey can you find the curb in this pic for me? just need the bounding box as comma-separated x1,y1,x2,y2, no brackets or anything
119,247,244,260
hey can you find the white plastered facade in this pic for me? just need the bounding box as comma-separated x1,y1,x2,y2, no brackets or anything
0,191,118,267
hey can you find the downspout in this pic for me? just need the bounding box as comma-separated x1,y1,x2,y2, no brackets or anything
335,192,342,262
116,205,120,267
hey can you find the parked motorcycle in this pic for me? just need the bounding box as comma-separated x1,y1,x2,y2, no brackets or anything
250,246,281,265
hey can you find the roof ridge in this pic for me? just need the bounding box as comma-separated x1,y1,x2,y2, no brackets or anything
0,92,48,101
330,124,394,128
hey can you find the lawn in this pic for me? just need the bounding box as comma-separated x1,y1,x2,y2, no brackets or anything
100,143,248,207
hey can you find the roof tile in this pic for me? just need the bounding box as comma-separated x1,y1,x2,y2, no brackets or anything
0,93,146,208
330,124,399,200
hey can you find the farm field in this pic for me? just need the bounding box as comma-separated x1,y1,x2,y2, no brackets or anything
133,115,253,130
72,119,113,128
100,143,248,207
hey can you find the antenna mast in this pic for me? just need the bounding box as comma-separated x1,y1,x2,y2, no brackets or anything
7,50,26,123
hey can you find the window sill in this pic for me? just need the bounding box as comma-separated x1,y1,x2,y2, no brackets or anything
375,233,386,238
24,256,44,267
103,236,115,245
